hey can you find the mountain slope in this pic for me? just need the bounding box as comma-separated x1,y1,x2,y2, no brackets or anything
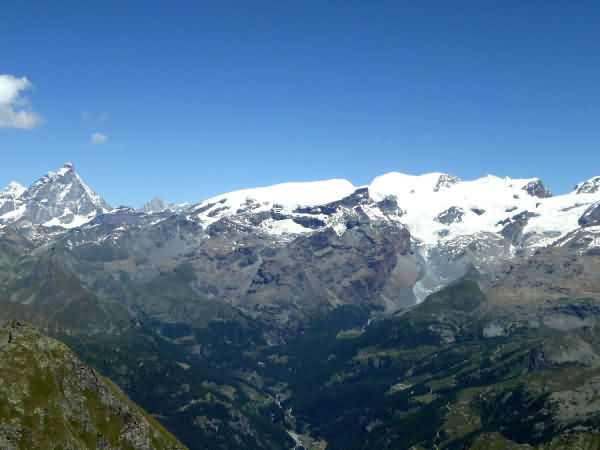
0,320,185,449
248,279,600,449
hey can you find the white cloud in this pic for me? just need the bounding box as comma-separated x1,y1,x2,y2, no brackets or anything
0,74,43,129
90,132,107,145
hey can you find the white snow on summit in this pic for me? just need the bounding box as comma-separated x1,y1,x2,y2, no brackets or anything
1,181,26,197
192,170,600,250
192,178,357,223
369,172,545,246
0,163,110,228
0,181,26,213
2,164,600,246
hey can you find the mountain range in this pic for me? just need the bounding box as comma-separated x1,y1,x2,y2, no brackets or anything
1,163,599,320
2,163,600,448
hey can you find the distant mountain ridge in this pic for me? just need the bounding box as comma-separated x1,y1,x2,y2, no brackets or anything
2,163,598,244
1,163,600,310
141,196,190,214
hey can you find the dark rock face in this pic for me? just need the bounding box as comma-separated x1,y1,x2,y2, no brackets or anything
239,222,415,326
576,177,600,194
376,196,405,216
291,216,326,229
294,188,370,215
206,206,230,217
435,207,464,225
499,211,540,243
578,201,600,227
522,179,552,198
471,208,486,216
194,202,216,214
247,210,284,226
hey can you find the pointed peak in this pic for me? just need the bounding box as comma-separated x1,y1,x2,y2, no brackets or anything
56,162,76,177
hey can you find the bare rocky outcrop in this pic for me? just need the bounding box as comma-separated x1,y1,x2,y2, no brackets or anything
576,177,600,194
435,206,465,225
433,174,462,192
522,179,552,198
578,201,600,227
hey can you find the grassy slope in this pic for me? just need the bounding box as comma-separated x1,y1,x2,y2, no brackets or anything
0,322,185,450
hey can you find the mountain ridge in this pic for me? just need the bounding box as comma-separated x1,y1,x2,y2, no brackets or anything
2,164,600,310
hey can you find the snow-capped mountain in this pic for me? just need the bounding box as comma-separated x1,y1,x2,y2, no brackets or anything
0,181,26,216
190,172,599,250
141,196,190,214
6,163,598,249
0,163,110,228
186,171,600,303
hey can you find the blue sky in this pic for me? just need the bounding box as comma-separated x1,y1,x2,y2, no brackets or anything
1,1,599,207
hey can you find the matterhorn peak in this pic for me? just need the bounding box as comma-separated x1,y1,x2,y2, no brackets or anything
0,164,110,228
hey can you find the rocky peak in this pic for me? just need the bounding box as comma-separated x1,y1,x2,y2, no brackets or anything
0,163,111,227
522,179,552,198
433,174,462,192
435,206,465,225
576,177,600,195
